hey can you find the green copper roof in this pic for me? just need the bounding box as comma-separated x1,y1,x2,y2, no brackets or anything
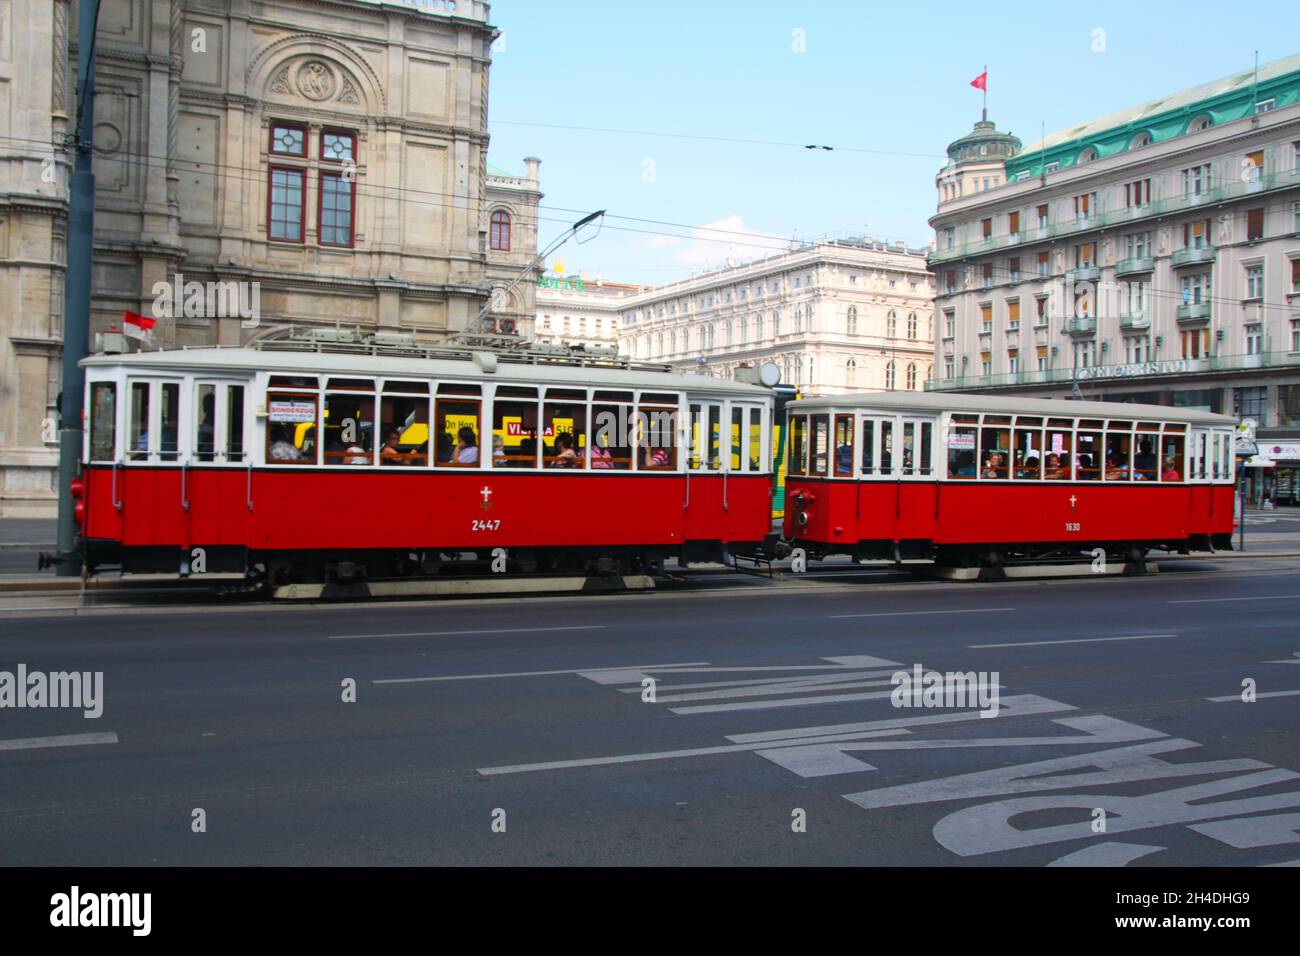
1005,52,1300,179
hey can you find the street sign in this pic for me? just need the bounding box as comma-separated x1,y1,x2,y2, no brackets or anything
1235,418,1258,457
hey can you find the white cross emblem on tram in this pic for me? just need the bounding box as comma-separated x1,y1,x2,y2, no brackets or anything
1069,495,1078,511
480,485,494,512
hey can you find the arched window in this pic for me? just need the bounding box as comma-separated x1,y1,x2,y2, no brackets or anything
1129,131,1152,149
738,317,746,342
772,310,780,335
847,306,858,335
489,209,511,251
1188,114,1213,133
885,360,896,390
794,353,804,384
670,329,677,353
846,357,857,386
907,312,917,339
795,305,803,330
1078,147,1098,164
906,362,917,390
725,320,732,346
886,310,897,338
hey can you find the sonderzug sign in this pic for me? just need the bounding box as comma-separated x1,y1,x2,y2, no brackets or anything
1076,360,1197,381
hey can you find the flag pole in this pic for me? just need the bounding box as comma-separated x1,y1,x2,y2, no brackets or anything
982,64,987,120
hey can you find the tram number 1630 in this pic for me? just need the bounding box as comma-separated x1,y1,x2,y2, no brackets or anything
1065,522,1082,532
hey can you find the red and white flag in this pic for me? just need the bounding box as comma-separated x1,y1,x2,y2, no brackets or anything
122,310,156,342
970,71,987,91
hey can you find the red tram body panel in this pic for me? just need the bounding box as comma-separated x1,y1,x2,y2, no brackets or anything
74,341,777,581
783,392,1237,563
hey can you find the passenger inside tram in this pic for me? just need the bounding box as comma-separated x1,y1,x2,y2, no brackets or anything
550,432,578,467
455,426,478,464
952,451,976,477
380,429,404,464
435,432,454,464
1134,439,1158,480
269,424,305,462
1043,453,1065,480
1162,455,1182,481
982,452,1007,479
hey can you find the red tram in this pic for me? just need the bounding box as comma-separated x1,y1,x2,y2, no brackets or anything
783,392,1236,569
73,333,777,584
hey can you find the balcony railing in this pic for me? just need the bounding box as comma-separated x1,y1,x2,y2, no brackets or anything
928,169,1300,265
1066,316,1097,335
1119,312,1151,331
1176,301,1212,323
1066,265,1101,283
1114,256,1154,277
1171,245,1216,268
925,349,1300,392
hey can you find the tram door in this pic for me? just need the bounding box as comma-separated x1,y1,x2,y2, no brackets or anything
897,416,939,543
121,376,187,555
188,380,251,558
684,401,726,547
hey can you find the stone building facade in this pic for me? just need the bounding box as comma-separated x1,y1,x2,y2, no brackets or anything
927,52,1300,502
617,238,935,397
0,0,538,515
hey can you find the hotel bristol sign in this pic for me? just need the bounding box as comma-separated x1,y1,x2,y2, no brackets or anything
1076,359,1199,381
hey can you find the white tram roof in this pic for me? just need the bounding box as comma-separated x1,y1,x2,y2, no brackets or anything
82,346,772,398
789,390,1236,427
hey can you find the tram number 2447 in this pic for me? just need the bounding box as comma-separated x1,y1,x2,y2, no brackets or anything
472,519,502,532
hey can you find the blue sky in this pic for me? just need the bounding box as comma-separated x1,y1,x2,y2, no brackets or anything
485,0,1297,284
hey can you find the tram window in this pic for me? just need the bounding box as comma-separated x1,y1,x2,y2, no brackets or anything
157,383,178,462
740,406,764,472
591,400,632,470
195,384,216,462
269,375,317,389
327,378,374,391
594,390,634,403
1209,433,1221,480
1197,432,1209,480
810,415,829,476
919,422,933,476
1075,431,1102,481
640,401,678,470
860,420,874,475
129,383,150,461
226,385,245,463
789,415,807,475
833,414,854,477
947,423,977,478
266,391,317,464
901,422,915,476
1133,435,1159,481
880,420,894,476
90,382,116,462
704,404,722,471
543,401,585,469
979,427,1009,479
323,392,376,465
1104,429,1132,481
1015,428,1043,479
382,380,428,395
381,394,431,466
1044,428,1072,479
1160,435,1185,482
1220,432,1231,481
546,388,586,401
435,398,480,467
491,395,538,469
438,383,481,397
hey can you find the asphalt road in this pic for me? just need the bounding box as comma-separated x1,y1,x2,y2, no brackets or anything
1,553,1298,867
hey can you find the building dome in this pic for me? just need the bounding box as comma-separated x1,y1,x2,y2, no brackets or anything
944,117,1021,165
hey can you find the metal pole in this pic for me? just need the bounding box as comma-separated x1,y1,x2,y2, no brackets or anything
54,0,102,575
1238,464,1246,552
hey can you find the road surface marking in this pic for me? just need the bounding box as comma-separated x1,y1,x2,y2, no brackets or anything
1168,595,1300,604
1046,843,1166,867
1206,688,1300,702
0,732,118,752
477,729,909,776
333,624,607,640
970,633,1174,649
829,607,1015,619
374,660,708,685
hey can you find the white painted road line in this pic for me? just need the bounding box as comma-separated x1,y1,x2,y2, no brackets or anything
374,660,709,685
1168,595,1300,605
1207,689,1300,702
332,624,607,640
0,732,118,753
970,633,1175,649
830,607,1016,620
